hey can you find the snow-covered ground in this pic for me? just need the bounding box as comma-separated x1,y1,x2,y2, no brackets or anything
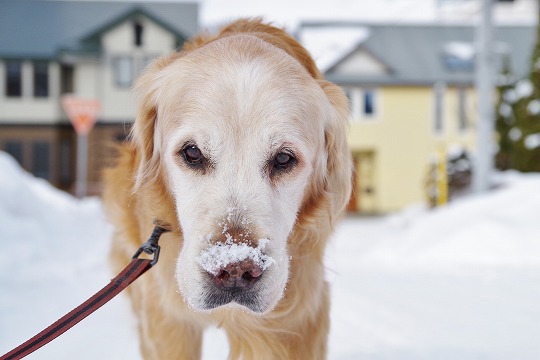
1,150,540,359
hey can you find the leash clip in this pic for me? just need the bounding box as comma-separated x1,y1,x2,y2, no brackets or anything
132,225,169,266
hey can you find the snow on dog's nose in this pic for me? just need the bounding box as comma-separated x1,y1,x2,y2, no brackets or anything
196,207,276,295
197,237,275,290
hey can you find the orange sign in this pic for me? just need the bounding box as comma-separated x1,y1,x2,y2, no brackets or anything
61,95,101,135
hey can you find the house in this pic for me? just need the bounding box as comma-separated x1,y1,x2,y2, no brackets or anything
0,0,198,193
299,22,536,213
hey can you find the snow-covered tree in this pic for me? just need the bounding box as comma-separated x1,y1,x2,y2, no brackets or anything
495,5,540,172
495,56,517,170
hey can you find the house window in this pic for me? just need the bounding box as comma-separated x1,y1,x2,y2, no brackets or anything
61,64,74,94
32,141,50,180
458,87,468,131
134,21,144,47
113,57,133,87
33,61,49,97
6,60,22,97
363,89,377,117
4,141,24,165
433,82,446,133
345,87,378,121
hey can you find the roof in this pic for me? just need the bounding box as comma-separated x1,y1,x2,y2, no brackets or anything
299,22,537,86
297,26,369,73
0,0,199,59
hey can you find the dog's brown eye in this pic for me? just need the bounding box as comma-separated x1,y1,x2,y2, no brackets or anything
182,144,203,165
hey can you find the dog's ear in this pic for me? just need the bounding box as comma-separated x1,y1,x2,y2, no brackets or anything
318,80,353,221
130,53,183,189
130,65,160,189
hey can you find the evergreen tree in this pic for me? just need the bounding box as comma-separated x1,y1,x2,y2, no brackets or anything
495,1,540,172
495,56,516,170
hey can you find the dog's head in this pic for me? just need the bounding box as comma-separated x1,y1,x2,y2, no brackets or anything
131,33,351,314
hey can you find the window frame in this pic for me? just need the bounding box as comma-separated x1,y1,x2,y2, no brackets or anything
5,60,22,97
60,64,74,95
134,21,144,47
457,87,469,132
33,61,49,98
113,56,134,88
362,88,378,119
433,81,446,134
344,86,380,122
32,141,51,180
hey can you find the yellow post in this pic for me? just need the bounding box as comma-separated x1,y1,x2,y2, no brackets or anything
436,148,448,206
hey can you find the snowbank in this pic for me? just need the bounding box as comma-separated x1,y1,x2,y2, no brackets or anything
0,152,108,272
326,171,540,359
0,152,139,359
360,171,540,271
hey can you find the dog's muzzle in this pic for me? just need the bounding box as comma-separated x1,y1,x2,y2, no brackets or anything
202,257,267,312
195,234,276,312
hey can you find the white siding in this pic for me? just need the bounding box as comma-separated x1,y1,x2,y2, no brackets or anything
102,16,176,54
0,15,178,125
0,61,62,124
99,17,177,122
74,59,100,99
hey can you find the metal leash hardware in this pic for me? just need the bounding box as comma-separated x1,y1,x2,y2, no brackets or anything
132,223,170,266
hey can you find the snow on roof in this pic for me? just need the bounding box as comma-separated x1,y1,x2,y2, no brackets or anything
298,26,369,73
443,41,475,61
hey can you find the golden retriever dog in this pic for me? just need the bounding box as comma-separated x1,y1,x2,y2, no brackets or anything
103,19,352,359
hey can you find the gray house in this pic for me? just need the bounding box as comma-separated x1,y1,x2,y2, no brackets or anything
0,0,198,192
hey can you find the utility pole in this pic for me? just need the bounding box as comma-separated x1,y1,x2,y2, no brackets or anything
473,0,496,193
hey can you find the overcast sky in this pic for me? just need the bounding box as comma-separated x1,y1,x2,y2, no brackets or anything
200,0,442,29
198,0,537,30
66,0,537,30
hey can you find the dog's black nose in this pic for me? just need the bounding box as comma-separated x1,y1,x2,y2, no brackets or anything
212,259,263,290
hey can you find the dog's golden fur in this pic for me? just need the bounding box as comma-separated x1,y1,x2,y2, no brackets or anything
103,19,352,359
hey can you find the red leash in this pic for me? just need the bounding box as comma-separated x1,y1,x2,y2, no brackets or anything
0,225,169,360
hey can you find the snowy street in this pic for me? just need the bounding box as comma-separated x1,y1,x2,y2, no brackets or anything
1,151,540,359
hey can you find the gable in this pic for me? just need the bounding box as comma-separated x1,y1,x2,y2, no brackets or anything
101,15,179,54
328,47,389,76
81,7,187,48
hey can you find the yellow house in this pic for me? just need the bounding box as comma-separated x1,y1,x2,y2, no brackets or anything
300,23,535,213
345,86,477,213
